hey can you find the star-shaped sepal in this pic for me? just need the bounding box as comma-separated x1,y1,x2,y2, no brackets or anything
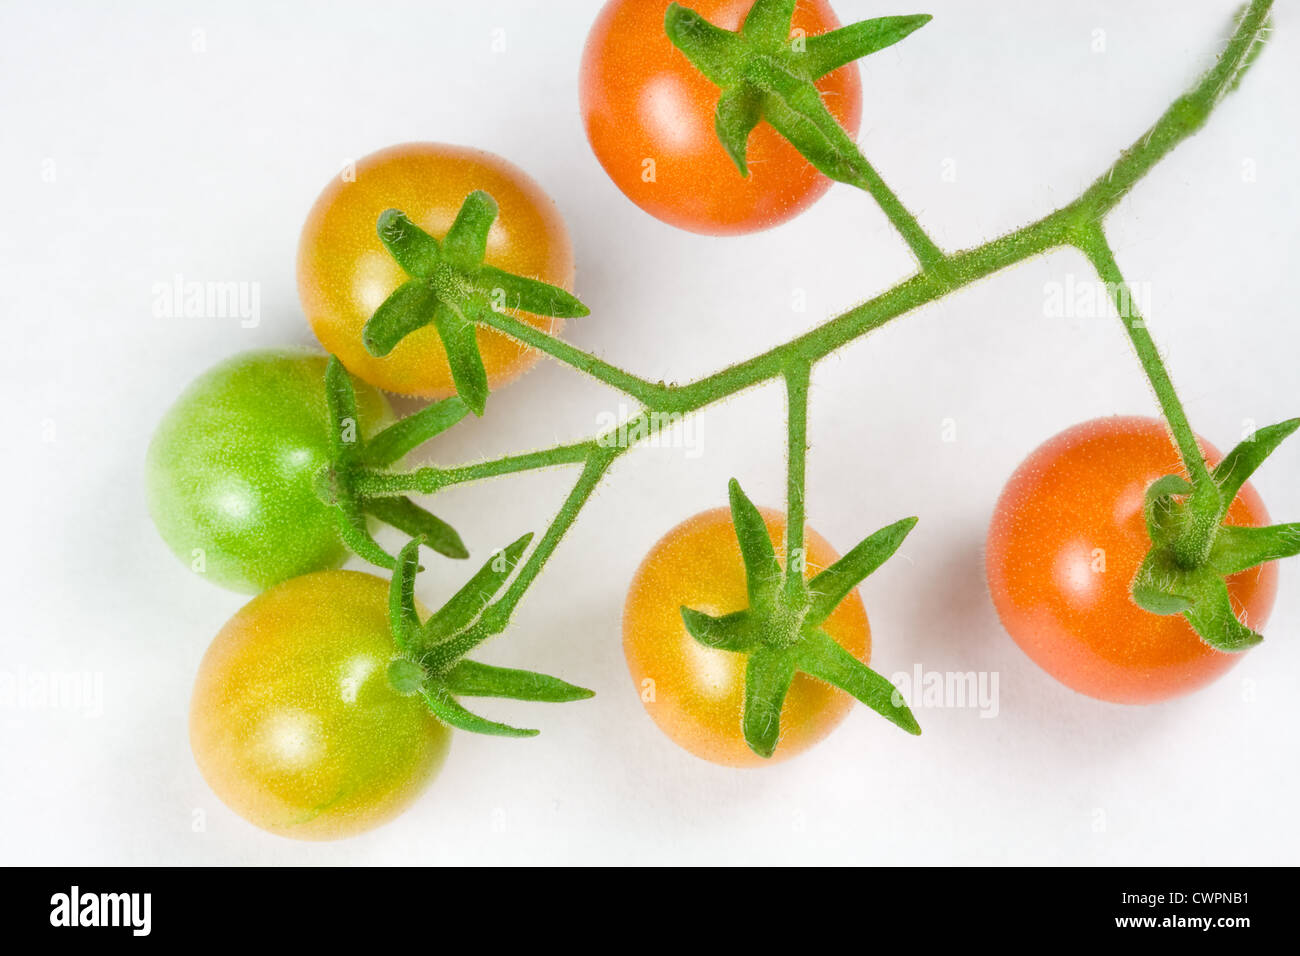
680,478,921,759
385,537,593,737
1131,418,1300,651
363,193,590,416
665,0,931,184
314,356,472,570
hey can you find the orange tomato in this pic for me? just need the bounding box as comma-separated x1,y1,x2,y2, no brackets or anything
623,506,870,766
580,0,863,235
986,417,1278,704
297,143,575,398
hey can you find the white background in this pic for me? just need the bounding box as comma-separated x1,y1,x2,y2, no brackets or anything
2,0,1297,865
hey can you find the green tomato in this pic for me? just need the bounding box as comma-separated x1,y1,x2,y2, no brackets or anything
190,570,451,840
146,348,391,593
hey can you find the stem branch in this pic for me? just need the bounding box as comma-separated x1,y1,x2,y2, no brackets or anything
485,444,624,628
1076,224,1225,566
404,0,1271,631
850,158,947,275
783,362,810,595
1076,225,1212,489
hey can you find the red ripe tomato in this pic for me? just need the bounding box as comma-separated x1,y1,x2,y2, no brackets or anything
579,0,862,235
986,417,1278,704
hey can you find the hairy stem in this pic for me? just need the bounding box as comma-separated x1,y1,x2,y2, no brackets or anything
784,362,810,595
849,159,947,274
1076,225,1221,565
1063,0,1272,228
484,444,625,629
479,309,672,409
1076,226,1211,486
484,0,1271,413
411,0,1271,637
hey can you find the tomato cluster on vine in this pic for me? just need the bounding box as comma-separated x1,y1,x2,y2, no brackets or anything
146,0,1291,840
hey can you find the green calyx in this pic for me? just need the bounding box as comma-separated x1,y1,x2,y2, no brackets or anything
664,0,930,185
1132,419,1300,651
385,536,593,737
315,355,471,570
365,193,590,416
679,479,921,759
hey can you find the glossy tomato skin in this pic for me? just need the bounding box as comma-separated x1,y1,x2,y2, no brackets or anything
624,507,870,766
580,0,863,235
297,143,575,397
146,349,391,594
190,571,451,840
986,417,1278,704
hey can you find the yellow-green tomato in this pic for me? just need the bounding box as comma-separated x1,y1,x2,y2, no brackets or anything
190,571,451,840
146,348,391,594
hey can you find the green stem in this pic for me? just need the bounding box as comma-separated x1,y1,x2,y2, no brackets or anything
482,444,624,631
481,1,1272,413
1077,224,1220,564
783,362,810,595
668,213,1068,410
395,0,1271,634
355,441,597,495
1076,226,1211,487
849,160,947,274
479,309,672,409
1063,0,1272,228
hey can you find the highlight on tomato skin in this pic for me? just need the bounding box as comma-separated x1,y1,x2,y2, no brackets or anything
189,571,452,841
984,416,1278,705
622,506,871,767
297,142,577,398
579,0,863,236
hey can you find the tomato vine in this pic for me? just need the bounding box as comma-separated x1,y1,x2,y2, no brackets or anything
181,0,1293,773
347,0,1281,649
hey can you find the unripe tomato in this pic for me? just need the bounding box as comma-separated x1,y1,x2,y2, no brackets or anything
986,417,1278,704
623,507,870,766
580,0,863,235
190,571,450,840
297,143,576,397
145,349,391,594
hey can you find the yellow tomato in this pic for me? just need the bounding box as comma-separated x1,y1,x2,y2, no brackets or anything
297,143,575,397
190,571,450,840
623,507,871,767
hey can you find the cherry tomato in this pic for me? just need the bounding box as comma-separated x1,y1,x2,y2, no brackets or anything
190,571,451,840
580,0,863,235
623,506,870,766
986,417,1278,704
146,349,391,594
297,143,576,398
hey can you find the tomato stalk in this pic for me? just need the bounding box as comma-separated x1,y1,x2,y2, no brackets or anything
1075,228,1220,559
1062,1,1273,227
443,15,1272,437
478,310,674,410
1072,217,1299,651
449,0,1287,664
484,446,623,626
352,440,598,495
783,362,810,598
322,0,1286,733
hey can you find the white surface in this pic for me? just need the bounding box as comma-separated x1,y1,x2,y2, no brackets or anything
2,0,1297,866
